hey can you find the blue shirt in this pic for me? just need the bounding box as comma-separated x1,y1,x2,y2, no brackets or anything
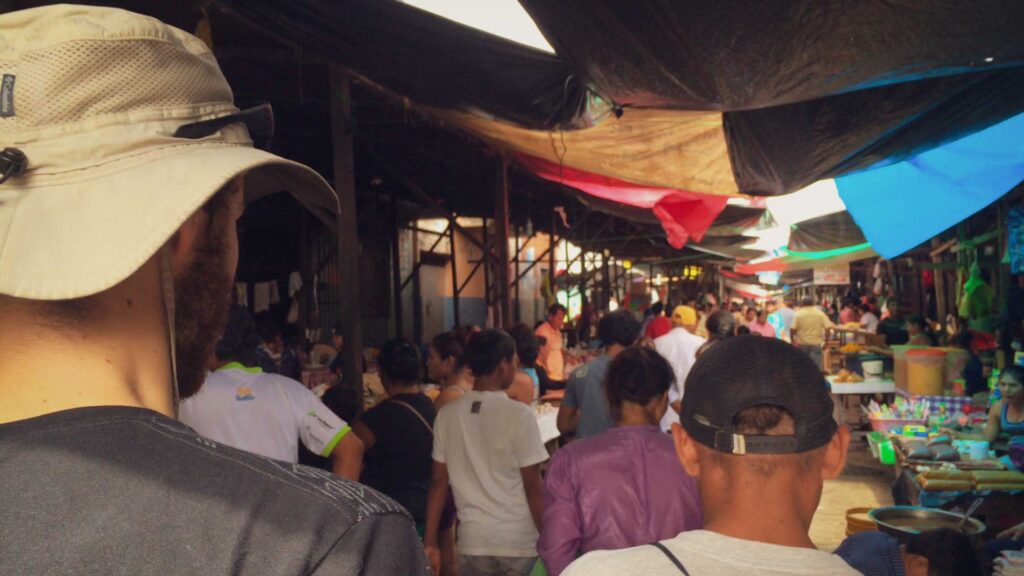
563,355,614,438
834,532,904,576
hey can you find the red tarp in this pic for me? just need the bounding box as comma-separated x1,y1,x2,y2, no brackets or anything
515,153,728,249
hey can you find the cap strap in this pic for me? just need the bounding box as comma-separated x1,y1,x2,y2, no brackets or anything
173,103,274,140
715,429,800,454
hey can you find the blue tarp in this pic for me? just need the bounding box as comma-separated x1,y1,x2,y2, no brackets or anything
837,112,1024,259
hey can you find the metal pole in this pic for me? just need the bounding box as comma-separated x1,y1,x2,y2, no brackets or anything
450,223,460,328
514,224,522,323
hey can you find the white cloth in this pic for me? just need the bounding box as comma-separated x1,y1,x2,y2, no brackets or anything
653,327,705,431
563,530,861,576
179,364,350,463
535,321,565,380
860,312,879,333
288,271,303,297
253,282,272,313
234,283,248,307
433,390,549,557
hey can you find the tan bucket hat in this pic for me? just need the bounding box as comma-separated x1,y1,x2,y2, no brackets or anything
0,5,339,300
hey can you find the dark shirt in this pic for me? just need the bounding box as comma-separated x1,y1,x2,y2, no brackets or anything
0,406,427,575
834,531,905,576
877,318,909,346
279,347,301,381
254,346,279,373
360,393,436,522
964,352,986,396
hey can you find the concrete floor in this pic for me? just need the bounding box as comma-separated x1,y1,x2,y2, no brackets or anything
810,434,895,552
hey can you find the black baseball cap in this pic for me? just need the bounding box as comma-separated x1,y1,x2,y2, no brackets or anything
680,335,837,455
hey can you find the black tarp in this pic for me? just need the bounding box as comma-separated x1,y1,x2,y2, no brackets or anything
218,0,588,130
788,211,867,253
726,68,1024,195
520,0,1024,195
519,0,1024,111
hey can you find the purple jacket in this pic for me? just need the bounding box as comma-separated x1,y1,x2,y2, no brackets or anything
538,425,703,575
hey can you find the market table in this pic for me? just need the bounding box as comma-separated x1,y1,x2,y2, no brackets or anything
827,376,896,426
892,468,1024,536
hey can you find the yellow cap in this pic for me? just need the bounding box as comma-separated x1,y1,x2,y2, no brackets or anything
672,305,697,326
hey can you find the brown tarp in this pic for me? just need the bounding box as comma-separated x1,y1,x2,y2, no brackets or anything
424,106,738,196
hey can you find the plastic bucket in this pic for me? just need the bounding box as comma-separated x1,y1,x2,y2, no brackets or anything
862,359,884,380
906,349,946,396
892,345,929,391
941,348,969,390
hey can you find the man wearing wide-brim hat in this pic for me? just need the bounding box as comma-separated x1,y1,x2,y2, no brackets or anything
0,5,427,574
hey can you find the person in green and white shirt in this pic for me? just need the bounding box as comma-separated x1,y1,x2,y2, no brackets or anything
180,309,362,480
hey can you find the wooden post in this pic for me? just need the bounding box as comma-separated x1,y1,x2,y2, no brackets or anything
482,218,491,324
450,223,460,328
391,191,404,339
494,157,512,328
329,65,363,390
412,227,423,344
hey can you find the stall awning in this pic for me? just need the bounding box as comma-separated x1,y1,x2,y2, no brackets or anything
515,154,728,249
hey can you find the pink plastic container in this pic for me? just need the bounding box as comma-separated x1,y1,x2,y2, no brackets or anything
868,417,926,432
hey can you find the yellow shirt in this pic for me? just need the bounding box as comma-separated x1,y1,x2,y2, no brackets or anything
792,307,834,347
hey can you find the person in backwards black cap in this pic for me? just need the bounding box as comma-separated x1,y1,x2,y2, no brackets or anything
562,335,857,575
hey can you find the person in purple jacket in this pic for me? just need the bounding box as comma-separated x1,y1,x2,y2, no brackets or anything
538,346,703,575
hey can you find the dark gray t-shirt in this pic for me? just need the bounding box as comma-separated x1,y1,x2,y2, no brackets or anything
563,354,614,438
0,406,428,575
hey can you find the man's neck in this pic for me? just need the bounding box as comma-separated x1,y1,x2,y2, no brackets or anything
473,376,504,392
386,383,421,397
606,343,625,357
700,476,818,549
0,284,174,424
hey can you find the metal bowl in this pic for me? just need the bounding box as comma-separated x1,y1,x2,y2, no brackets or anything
869,506,985,541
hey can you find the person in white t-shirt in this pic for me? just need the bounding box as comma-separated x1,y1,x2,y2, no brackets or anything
858,303,880,333
179,308,363,480
424,329,548,576
564,336,857,576
653,305,705,431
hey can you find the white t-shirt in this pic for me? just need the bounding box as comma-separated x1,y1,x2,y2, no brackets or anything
563,530,861,575
179,363,350,463
653,327,705,431
433,390,549,557
860,312,879,333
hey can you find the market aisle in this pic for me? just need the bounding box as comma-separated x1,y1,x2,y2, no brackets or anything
810,439,893,552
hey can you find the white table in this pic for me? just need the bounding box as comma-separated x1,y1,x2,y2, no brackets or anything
827,376,896,426
827,377,896,395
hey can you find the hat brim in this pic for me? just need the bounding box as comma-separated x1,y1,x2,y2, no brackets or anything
0,143,338,300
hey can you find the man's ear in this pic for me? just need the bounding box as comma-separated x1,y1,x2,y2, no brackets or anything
168,210,208,276
822,425,851,480
672,423,701,478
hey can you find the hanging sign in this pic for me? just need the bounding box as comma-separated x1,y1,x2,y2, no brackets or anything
813,264,850,285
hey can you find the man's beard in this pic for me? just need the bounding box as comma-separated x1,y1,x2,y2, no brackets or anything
173,237,234,399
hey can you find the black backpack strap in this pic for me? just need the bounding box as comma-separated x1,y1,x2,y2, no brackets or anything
649,542,690,576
